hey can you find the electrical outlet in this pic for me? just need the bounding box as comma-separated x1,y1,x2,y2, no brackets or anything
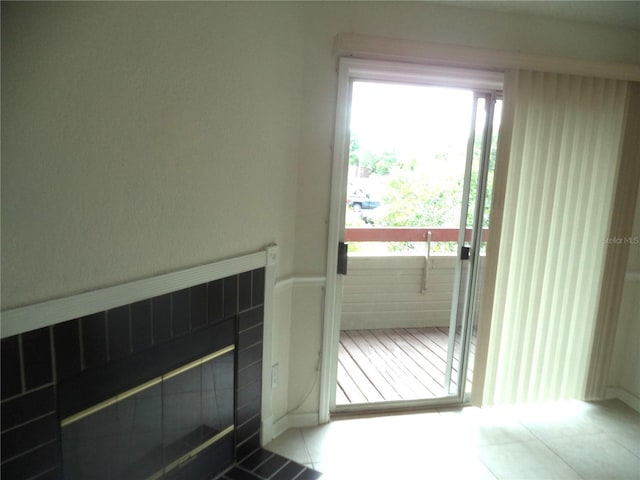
271,364,279,389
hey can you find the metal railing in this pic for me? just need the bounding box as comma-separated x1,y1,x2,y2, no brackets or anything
344,227,489,291
344,227,489,243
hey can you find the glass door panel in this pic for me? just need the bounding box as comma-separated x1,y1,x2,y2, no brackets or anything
446,93,501,399
460,96,502,400
337,80,499,409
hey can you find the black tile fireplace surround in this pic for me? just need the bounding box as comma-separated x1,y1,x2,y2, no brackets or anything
1,268,322,480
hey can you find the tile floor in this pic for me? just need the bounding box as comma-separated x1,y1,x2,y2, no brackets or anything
219,449,322,479
265,399,640,479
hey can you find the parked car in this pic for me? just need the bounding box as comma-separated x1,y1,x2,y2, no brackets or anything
347,188,380,211
359,204,389,226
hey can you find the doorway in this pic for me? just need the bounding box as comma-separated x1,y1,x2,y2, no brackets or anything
320,59,503,418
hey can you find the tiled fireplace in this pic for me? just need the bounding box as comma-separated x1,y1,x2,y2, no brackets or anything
1,256,321,480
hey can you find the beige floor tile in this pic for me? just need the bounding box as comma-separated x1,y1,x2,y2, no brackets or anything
314,447,498,480
300,420,377,464
586,400,640,435
265,400,640,479
543,432,640,480
299,413,443,463
611,424,640,458
511,401,608,441
264,428,311,465
439,406,537,446
477,439,582,479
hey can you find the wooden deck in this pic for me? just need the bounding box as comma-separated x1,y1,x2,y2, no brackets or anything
336,327,475,405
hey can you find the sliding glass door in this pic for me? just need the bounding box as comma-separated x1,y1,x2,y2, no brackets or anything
327,60,502,413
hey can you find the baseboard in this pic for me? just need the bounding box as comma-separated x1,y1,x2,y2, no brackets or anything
270,415,290,441
287,412,320,429
605,386,640,413
266,412,320,443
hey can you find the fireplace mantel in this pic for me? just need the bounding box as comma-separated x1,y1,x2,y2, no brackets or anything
1,246,323,479
1,247,276,338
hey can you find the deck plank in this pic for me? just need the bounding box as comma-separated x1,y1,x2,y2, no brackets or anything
396,328,450,371
407,327,464,389
406,328,463,384
437,326,475,388
337,327,476,406
401,326,461,390
374,329,446,390
347,330,426,400
367,329,444,397
340,333,403,401
336,360,366,404
335,381,351,405
338,342,384,403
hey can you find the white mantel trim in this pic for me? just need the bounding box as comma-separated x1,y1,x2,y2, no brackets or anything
274,276,326,290
1,248,269,338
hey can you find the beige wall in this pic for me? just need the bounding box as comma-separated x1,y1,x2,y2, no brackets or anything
609,189,640,401
3,2,638,423
627,191,640,272
1,2,303,309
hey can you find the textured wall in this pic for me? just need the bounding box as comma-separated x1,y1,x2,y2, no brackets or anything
609,189,640,400
1,2,302,310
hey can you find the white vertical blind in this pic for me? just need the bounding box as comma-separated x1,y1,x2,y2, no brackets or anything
483,71,628,405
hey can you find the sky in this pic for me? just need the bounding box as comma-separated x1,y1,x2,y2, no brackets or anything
349,80,475,163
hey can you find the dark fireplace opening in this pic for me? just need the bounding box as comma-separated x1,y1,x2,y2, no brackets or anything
60,348,234,480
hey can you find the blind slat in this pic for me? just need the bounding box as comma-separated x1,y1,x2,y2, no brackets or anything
483,71,627,405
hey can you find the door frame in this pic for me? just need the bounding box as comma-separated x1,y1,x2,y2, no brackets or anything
319,58,503,423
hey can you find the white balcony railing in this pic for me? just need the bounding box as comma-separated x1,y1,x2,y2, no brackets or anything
341,228,487,331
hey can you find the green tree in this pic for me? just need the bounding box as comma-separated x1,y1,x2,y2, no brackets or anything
349,134,360,167
348,133,398,175
360,149,398,175
374,155,465,253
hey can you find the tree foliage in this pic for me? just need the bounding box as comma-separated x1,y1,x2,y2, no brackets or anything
347,129,497,254
349,133,398,175
375,156,463,253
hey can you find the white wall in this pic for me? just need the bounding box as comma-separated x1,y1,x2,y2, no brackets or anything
270,284,294,424
341,256,456,330
1,2,303,310
627,190,640,273
3,1,639,427
608,189,640,407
